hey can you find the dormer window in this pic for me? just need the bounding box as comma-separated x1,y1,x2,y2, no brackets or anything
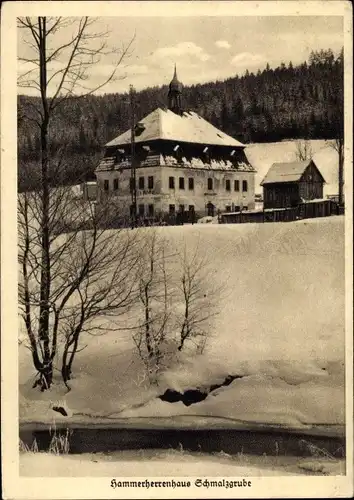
116,148,126,162
174,144,182,162
203,146,210,163
135,122,145,136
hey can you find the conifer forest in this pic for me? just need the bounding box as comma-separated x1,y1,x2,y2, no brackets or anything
18,49,343,191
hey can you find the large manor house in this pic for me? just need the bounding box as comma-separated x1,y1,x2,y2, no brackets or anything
95,68,256,221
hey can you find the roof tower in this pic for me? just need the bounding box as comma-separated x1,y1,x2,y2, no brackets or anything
168,65,183,114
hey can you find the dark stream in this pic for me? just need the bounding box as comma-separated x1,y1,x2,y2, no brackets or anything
19,375,345,457
19,426,345,457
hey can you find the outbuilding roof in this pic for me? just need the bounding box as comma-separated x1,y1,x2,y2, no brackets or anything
260,160,324,185
106,108,245,148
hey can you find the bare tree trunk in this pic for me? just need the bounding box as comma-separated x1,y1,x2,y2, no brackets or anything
18,16,136,390
36,18,53,389
133,231,172,383
143,285,153,358
176,245,222,354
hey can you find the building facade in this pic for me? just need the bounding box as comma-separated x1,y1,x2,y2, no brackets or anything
96,69,256,222
261,160,325,209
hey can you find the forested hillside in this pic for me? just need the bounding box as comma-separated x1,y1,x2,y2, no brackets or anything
18,49,343,190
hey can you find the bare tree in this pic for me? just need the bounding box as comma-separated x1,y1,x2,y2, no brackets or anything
295,139,313,162
18,181,141,391
131,235,222,380
18,17,134,102
17,17,135,390
176,244,221,353
328,115,344,207
327,47,344,206
332,137,344,206
132,231,173,383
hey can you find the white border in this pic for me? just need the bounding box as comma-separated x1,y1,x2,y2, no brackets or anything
1,2,353,499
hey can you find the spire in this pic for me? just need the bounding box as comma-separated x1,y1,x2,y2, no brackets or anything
168,65,183,114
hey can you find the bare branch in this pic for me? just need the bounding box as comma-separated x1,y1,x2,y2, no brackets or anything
18,15,135,391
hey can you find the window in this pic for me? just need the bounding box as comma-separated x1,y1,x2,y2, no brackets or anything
225,205,231,212
179,204,185,213
148,176,154,189
148,204,154,216
207,178,213,191
174,144,182,162
115,148,126,163
188,178,194,190
169,176,175,189
234,180,240,192
179,177,185,190
169,204,175,214
189,205,195,212
135,122,145,136
138,177,144,190
234,205,240,212
242,180,248,192
104,179,109,191
129,178,135,192
203,146,210,163
176,149,183,162
138,204,145,216
113,178,119,191
226,179,231,191
206,202,215,216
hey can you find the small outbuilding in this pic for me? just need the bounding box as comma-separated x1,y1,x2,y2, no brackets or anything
260,159,326,209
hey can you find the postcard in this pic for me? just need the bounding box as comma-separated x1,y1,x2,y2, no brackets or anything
1,1,353,498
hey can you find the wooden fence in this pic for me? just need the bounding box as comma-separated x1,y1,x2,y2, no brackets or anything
220,200,341,225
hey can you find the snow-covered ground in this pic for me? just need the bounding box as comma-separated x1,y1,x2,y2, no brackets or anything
19,217,345,433
246,139,339,195
19,450,345,477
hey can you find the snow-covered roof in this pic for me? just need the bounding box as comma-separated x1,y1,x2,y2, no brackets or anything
260,160,319,185
96,153,255,173
106,108,245,148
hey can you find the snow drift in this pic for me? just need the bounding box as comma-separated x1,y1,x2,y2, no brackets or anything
19,217,345,432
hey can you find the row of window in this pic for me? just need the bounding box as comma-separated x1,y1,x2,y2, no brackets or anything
169,176,194,190
103,176,248,193
103,176,155,192
137,204,155,216
168,204,195,214
134,204,195,216
225,205,248,212
135,204,248,217
138,176,154,190
169,177,248,192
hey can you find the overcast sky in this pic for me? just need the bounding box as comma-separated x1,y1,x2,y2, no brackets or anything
18,15,344,96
